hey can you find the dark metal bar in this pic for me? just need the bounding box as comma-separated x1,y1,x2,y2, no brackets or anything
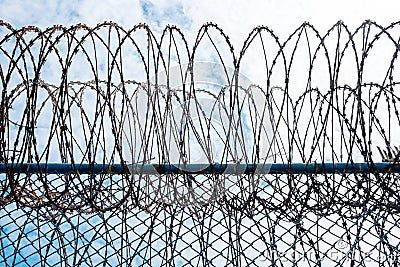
0,162,399,174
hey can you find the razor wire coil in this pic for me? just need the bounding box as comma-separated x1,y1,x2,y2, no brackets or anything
1,20,400,266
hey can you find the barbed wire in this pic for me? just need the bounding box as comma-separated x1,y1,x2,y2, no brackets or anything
1,21,400,266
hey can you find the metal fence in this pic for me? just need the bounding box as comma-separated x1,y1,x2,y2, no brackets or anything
1,20,400,266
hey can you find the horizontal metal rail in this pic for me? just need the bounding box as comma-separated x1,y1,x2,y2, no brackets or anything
0,162,399,174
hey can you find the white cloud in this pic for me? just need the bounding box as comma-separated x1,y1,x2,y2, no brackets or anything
0,0,397,72
0,0,397,38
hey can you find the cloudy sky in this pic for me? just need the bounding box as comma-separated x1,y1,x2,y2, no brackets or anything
1,0,399,165
0,0,399,48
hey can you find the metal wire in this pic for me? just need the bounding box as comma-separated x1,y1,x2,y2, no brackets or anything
1,20,400,266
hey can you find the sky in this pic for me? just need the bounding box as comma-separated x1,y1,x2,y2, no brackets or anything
1,0,399,165
0,0,399,48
